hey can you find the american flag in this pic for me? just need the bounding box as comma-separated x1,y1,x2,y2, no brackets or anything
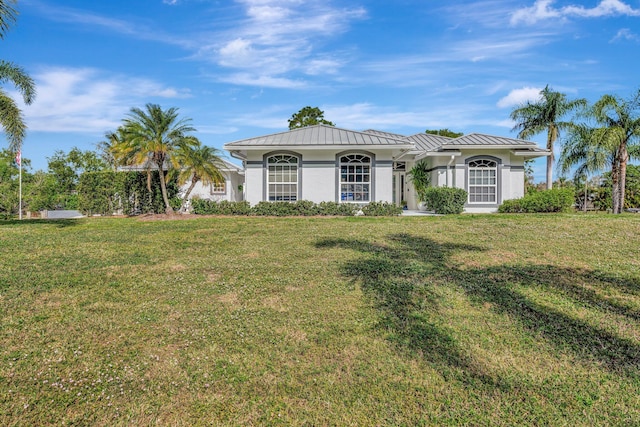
15,150,21,166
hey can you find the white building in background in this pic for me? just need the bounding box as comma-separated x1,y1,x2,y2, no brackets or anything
224,124,549,213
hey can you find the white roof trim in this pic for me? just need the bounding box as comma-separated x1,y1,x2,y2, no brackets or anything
511,150,551,157
415,151,462,160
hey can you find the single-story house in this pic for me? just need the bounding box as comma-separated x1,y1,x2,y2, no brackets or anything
224,124,549,213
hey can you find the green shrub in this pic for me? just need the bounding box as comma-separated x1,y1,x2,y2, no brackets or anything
170,197,183,211
191,200,251,215
361,201,402,216
316,201,356,216
78,171,178,215
499,188,575,213
251,201,298,216
422,187,467,214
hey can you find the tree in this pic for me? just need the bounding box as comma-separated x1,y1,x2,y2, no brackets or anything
111,104,198,214
559,91,640,213
510,85,586,190
288,106,334,129
425,129,463,138
171,140,226,212
0,0,36,152
47,148,108,194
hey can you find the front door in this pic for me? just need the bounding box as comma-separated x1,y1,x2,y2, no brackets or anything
393,172,406,207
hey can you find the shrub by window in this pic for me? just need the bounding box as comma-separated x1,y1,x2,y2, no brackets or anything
423,187,468,214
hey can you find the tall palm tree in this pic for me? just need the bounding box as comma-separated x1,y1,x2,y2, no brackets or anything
1,0,36,152
111,104,198,214
171,140,226,212
561,92,640,213
510,85,586,189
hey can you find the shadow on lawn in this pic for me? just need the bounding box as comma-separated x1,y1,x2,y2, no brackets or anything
1,218,81,228
316,234,640,382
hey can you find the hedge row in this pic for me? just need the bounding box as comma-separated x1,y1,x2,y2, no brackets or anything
499,188,575,213
191,200,402,216
78,171,179,216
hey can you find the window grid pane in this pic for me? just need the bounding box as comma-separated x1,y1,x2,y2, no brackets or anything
340,154,371,202
267,155,298,201
468,160,497,204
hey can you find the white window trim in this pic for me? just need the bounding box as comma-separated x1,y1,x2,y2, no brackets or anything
340,154,371,203
267,154,299,202
468,159,498,204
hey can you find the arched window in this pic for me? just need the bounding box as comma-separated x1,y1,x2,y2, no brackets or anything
468,158,497,203
267,154,298,201
340,154,371,202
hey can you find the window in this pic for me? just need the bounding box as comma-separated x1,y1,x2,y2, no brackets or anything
340,154,371,202
267,154,298,201
210,181,226,194
468,159,497,203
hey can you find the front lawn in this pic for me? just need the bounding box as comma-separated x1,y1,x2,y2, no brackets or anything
1,214,639,425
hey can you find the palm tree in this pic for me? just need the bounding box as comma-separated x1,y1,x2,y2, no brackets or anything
171,140,226,212
510,85,586,189
0,0,18,39
561,92,640,213
1,0,36,152
111,104,198,214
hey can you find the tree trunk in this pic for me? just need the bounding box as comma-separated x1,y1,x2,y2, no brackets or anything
617,143,628,214
611,160,621,214
546,154,553,190
156,161,173,214
180,176,198,212
546,126,556,190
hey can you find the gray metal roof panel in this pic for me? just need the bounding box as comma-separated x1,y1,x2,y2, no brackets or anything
442,133,538,147
224,124,412,147
405,133,453,152
362,129,407,139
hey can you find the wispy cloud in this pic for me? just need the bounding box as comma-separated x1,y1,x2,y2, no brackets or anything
26,0,192,48
611,28,640,42
196,0,367,88
15,67,191,133
511,0,640,26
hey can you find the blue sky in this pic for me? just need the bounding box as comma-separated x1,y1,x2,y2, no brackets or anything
3,0,640,180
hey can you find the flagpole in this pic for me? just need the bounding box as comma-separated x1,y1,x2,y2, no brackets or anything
17,150,22,220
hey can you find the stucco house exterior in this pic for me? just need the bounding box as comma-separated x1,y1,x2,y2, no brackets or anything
224,124,549,213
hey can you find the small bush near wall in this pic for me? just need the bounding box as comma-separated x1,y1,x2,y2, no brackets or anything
361,201,403,216
316,201,356,216
499,188,575,213
191,200,251,215
422,187,468,214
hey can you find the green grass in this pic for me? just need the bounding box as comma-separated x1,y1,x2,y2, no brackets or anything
1,214,639,426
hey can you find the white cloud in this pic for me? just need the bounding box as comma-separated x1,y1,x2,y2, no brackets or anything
198,0,366,86
497,87,542,108
29,0,192,48
611,28,640,42
15,67,191,133
511,0,640,26
217,73,307,89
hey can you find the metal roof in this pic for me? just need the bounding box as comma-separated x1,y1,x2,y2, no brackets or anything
405,133,453,152
362,129,407,139
442,133,538,147
224,124,412,148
